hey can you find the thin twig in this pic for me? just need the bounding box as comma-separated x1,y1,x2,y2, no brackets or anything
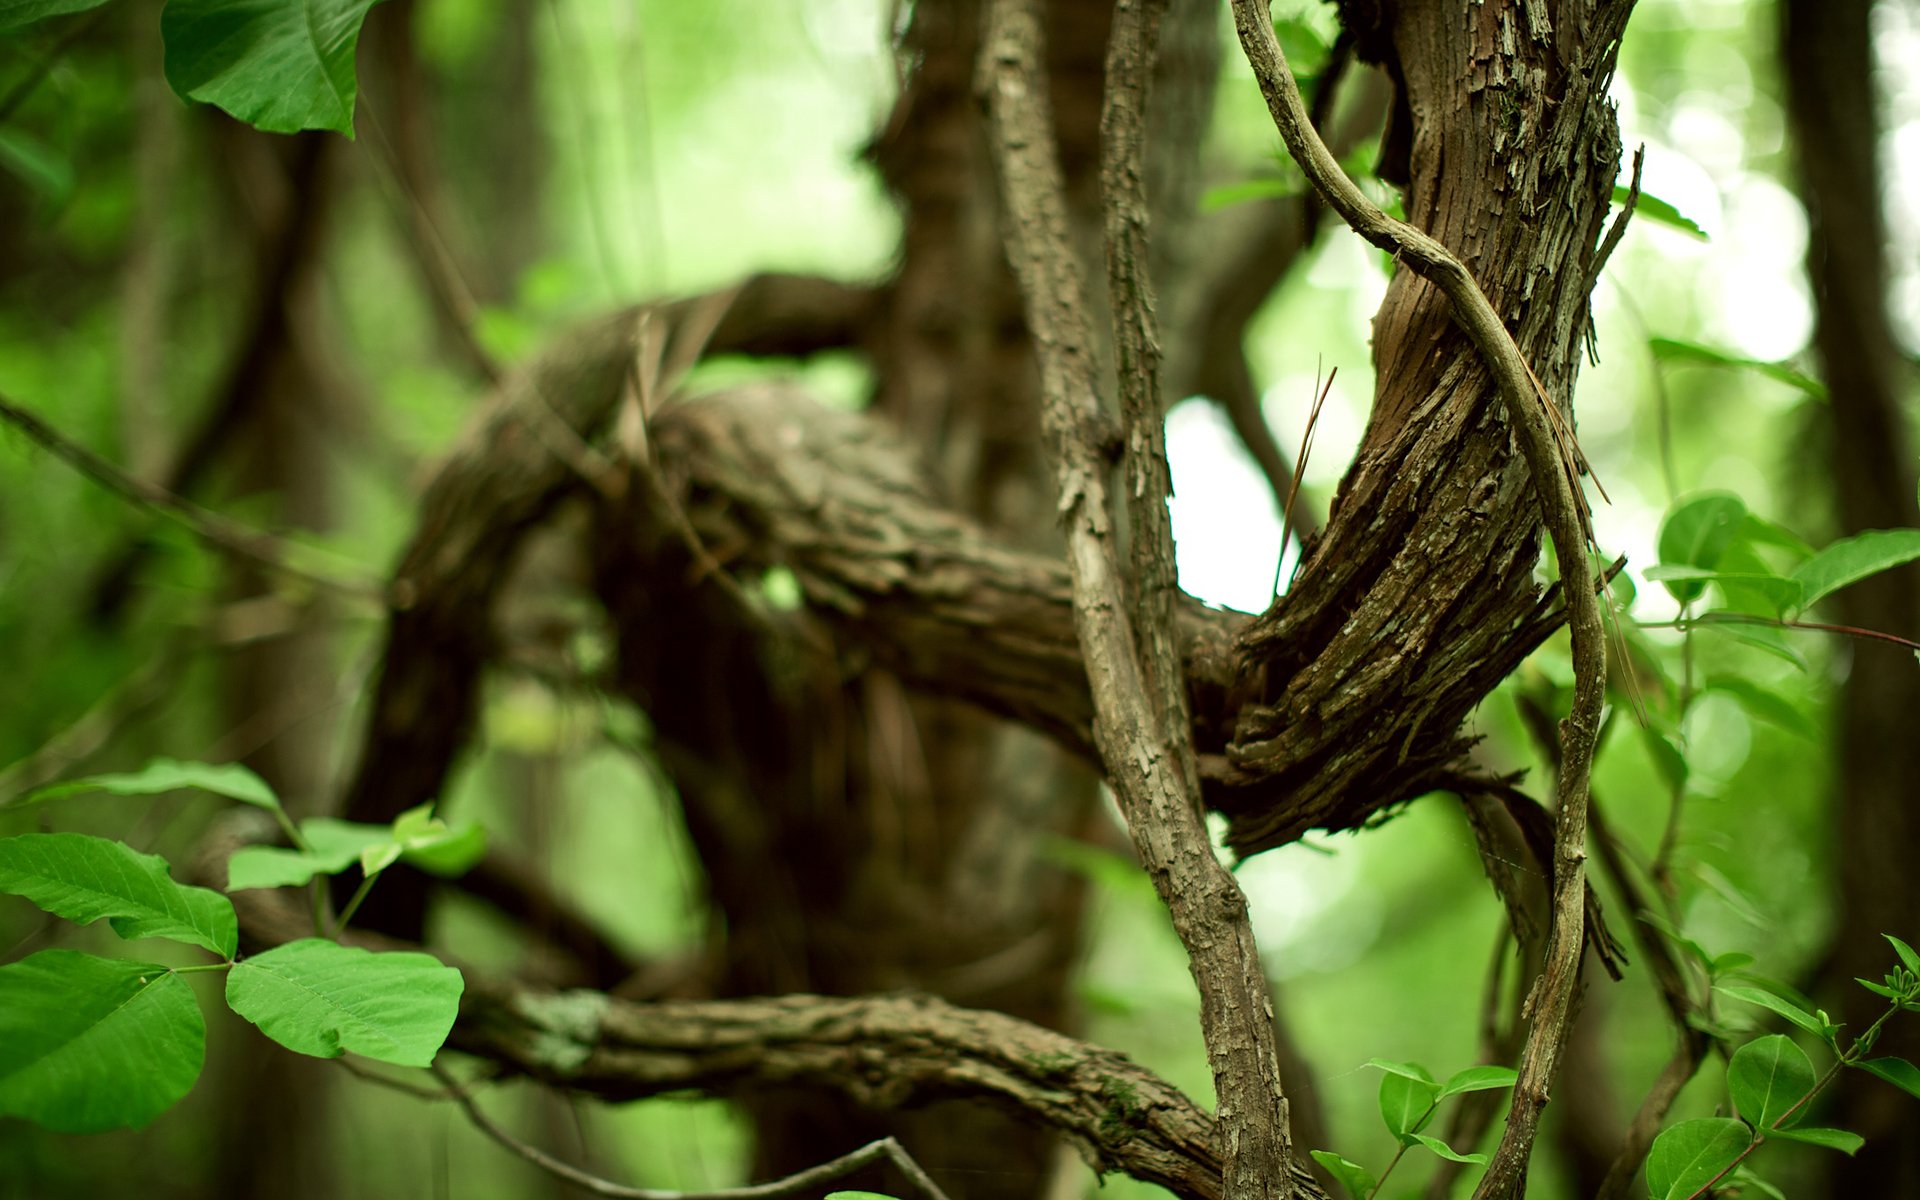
1273,364,1332,595
983,2,1321,1195
0,391,386,604
432,1065,952,1200
1228,10,1608,1195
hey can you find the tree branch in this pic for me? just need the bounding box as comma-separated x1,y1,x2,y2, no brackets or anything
980,2,1321,1194
1228,8,1607,1194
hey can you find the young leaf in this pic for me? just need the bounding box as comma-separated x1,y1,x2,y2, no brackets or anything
1309,1151,1376,1200
1656,493,1747,603
161,0,384,136
0,951,204,1133
1439,1065,1519,1098
1857,1057,1920,1102
1614,186,1709,240
1792,529,1920,613
0,833,237,958
1645,1117,1750,1200
1767,1126,1863,1155
1648,338,1826,399
227,845,346,891
0,0,113,34
1728,1167,1787,1200
1728,1035,1815,1130
1377,1069,1439,1141
1716,985,1830,1038
1365,1058,1438,1084
1411,1132,1490,1165
16,757,280,814
1885,934,1920,978
359,841,402,876
225,939,463,1067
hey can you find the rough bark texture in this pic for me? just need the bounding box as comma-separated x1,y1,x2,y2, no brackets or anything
1217,0,1631,859
1781,1,1920,1194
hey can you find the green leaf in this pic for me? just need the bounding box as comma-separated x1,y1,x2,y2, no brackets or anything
1649,338,1826,399
0,0,111,33
1728,1035,1815,1129
1309,1151,1377,1200
1740,515,1814,561
1657,493,1748,603
225,939,463,1067
1695,618,1810,671
1411,1132,1489,1165
15,757,280,814
359,841,402,876
1376,1068,1439,1140
1886,935,1920,977
1711,952,1757,978
0,129,74,206
1716,984,1830,1038
161,0,384,136
1614,185,1709,240
1791,529,1920,613
1645,1117,1750,1200
1858,977,1901,1000
825,1194,903,1200
1643,568,1804,617
1858,1057,1920,1102
227,845,341,891
0,833,237,958
1728,1167,1787,1200
1439,1065,1518,1098
1365,1057,1437,1084
1767,1126,1863,1154
1272,15,1330,78
0,951,204,1132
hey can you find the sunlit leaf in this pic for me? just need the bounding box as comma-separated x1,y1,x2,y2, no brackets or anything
0,833,237,957
16,757,280,814
1309,1151,1376,1200
1614,185,1709,240
1645,1118,1749,1200
225,939,462,1067
1728,1035,1814,1130
1439,1065,1518,1098
0,952,203,1132
1716,984,1829,1038
1767,1126,1863,1154
1791,529,1920,613
1858,1056,1920,1102
1411,1132,1489,1165
1375,1066,1439,1141
1649,338,1825,399
1656,493,1747,604
162,0,385,136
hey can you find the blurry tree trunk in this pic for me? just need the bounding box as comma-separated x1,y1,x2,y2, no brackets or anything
1781,1,1920,1195
204,124,344,1200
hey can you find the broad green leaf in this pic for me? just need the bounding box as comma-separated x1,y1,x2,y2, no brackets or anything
1792,529,1920,612
1649,338,1826,399
388,804,486,876
0,951,203,1132
1728,1035,1814,1129
1377,1068,1439,1141
16,757,280,814
1273,15,1330,77
1858,1056,1920,1102
825,1194,904,1200
1711,952,1757,978
225,939,463,1067
1767,1126,1863,1154
1642,568,1803,617
1645,1117,1750,1200
1657,494,1747,603
162,0,384,136
1439,1065,1518,1098
1740,514,1815,561
1887,935,1920,977
227,845,346,891
1411,1132,1489,1165
1614,186,1709,240
1703,678,1814,740
0,833,236,958
0,0,110,32
1309,1151,1376,1200
1716,985,1829,1038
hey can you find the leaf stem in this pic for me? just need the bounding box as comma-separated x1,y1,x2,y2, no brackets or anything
330,870,381,939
